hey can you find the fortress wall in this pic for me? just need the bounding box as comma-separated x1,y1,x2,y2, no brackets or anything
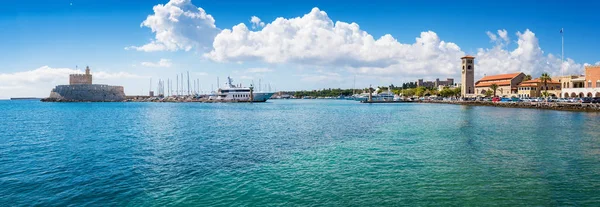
49,84,125,102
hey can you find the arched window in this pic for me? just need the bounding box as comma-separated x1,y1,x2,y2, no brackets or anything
597,80,600,88
467,65,472,70
588,81,592,88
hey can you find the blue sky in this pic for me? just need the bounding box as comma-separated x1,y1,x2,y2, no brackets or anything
1,0,599,98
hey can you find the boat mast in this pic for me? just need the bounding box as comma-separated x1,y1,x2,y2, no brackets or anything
353,75,356,95
187,71,190,95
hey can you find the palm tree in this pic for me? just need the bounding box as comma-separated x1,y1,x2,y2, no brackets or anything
485,90,493,97
540,73,552,97
490,84,499,97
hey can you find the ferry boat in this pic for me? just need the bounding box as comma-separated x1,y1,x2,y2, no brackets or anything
208,77,274,102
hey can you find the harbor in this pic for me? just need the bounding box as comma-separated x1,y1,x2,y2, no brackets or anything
3,98,600,206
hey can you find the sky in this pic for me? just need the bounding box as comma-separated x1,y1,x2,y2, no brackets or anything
1,0,600,98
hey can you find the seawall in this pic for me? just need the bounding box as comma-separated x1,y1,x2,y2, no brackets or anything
42,84,125,102
423,100,600,112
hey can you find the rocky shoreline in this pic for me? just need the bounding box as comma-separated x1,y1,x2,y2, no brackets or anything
423,100,600,112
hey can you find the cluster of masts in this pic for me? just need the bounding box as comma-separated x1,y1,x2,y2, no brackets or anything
148,71,275,97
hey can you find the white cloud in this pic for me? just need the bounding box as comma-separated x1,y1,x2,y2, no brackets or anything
126,0,219,52
206,7,464,77
0,66,145,99
486,31,497,42
141,58,173,67
245,67,273,73
475,29,584,79
297,69,343,83
486,29,509,46
250,16,265,29
126,1,599,84
497,29,509,42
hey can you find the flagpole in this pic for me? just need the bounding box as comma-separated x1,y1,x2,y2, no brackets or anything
561,28,564,76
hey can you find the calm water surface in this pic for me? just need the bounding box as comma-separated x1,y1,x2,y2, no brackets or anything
1,100,599,206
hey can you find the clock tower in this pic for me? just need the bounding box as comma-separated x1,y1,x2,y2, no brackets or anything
461,55,475,98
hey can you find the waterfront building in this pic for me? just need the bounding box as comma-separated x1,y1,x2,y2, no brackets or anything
417,78,454,88
460,55,475,97
517,78,561,98
560,65,600,97
475,72,525,97
437,83,460,91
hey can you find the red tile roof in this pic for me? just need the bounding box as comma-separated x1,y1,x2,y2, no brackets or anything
461,55,475,59
475,80,511,87
518,78,560,86
477,72,523,82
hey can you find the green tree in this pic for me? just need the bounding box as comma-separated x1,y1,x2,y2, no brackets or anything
490,84,499,97
453,87,461,97
541,91,549,98
540,72,552,97
524,74,532,81
430,88,439,96
415,87,426,97
440,87,455,97
485,90,493,97
403,89,416,97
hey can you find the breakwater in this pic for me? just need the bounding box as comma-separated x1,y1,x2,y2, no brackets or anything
42,84,125,102
125,95,267,103
423,100,600,112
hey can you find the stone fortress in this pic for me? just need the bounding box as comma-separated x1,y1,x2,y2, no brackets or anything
43,66,126,102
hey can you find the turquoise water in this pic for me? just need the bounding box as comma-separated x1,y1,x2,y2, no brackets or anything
1,100,600,206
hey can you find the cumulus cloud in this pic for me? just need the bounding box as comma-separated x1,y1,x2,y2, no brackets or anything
128,1,599,83
126,0,219,52
141,58,173,67
0,66,145,99
476,29,583,78
245,67,273,73
497,29,509,42
206,7,464,76
250,16,265,29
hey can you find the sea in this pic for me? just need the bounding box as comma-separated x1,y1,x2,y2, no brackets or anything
1,99,599,206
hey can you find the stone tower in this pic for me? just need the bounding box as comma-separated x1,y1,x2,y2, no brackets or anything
69,66,93,85
461,55,475,97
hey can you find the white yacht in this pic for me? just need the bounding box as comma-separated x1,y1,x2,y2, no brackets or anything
208,77,274,102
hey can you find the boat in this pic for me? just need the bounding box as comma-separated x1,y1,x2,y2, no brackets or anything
208,77,274,102
351,87,399,101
